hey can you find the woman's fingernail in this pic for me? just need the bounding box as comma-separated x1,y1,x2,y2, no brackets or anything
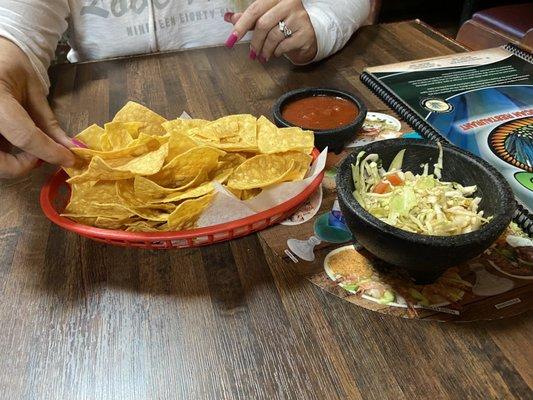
258,55,267,64
35,159,44,167
249,49,257,60
225,31,239,48
71,139,88,148
224,12,234,23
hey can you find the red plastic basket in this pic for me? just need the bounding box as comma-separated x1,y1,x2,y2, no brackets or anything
40,149,324,249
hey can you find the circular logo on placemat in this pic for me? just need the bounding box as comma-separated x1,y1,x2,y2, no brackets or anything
488,116,533,172
421,98,453,113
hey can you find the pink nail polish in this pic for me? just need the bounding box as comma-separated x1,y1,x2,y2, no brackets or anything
258,55,267,63
249,49,257,60
224,12,234,23
35,159,44,167
225,31,239,48
71,139,88,148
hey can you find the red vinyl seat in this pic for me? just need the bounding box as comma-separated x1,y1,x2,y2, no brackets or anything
457,3,533,50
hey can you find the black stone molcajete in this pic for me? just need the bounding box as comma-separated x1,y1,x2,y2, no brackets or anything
272,87,367,154
336,139,515,284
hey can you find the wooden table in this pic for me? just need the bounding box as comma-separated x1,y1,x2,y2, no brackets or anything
0,21,531,400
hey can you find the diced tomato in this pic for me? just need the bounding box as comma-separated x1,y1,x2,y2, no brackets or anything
373,181,391,194
387,173,404,186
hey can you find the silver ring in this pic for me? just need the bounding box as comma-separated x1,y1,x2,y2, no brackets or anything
278,20,292,38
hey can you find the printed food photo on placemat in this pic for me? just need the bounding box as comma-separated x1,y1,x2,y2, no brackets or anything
325,223,531,320
296,224,532,322
346,112,403,147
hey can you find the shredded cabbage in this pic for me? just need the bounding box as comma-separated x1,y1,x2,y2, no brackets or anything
351,143,492,235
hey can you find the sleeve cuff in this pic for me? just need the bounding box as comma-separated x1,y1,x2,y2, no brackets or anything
0,30,51,94
303,5,335,63
282,6,332,66
300,0,370,64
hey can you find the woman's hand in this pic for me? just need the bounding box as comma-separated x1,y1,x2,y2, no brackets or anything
0,37,75,179
225,0,318,65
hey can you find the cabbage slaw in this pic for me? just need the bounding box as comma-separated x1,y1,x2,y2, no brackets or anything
351,144,492,235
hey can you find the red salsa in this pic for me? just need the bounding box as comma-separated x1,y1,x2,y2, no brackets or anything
282,95,359,130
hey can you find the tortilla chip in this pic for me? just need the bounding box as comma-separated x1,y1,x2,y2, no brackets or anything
67,143,168,183
71,134,162,161
165,131,198,162
113,101,167,125
210,153,247,183
257,116,313,154
227,154,295,190
112,101,167,135
166,193,215,230
280,151,313,181
74,124,105,150
162,118,209,135
150,146,224,187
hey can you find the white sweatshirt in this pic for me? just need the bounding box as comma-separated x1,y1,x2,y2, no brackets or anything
0,0,369,92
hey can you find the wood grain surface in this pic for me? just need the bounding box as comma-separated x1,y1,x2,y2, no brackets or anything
0,21,531,400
